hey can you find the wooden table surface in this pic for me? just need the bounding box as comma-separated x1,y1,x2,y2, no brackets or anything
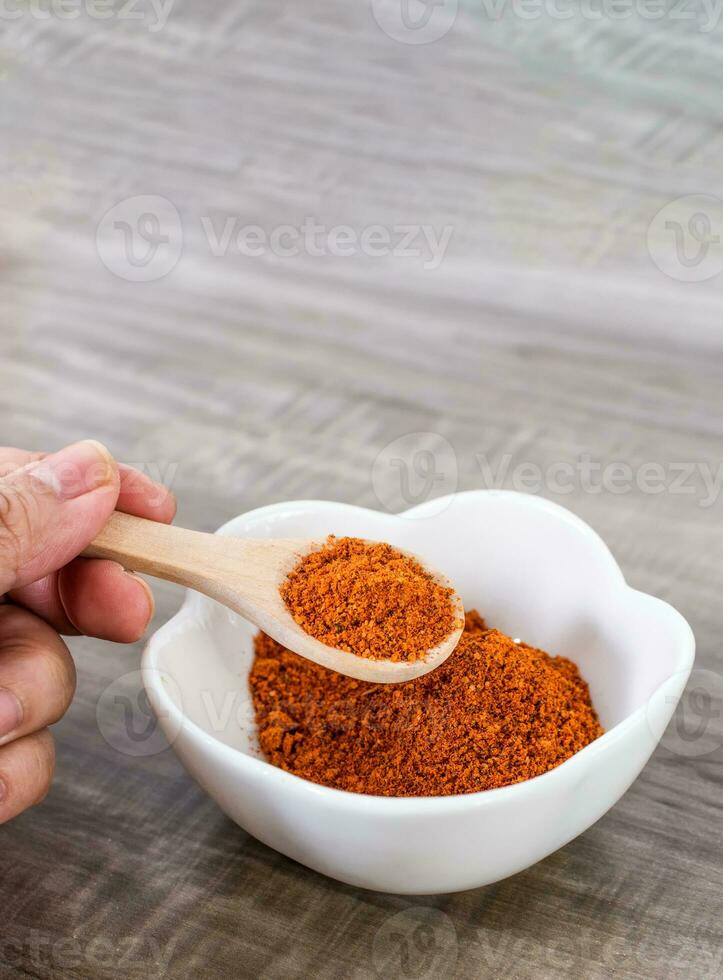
2,3,722,977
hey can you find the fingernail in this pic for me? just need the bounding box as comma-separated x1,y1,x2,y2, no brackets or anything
0,688,23,742
126,572,155,630
26,440,116,500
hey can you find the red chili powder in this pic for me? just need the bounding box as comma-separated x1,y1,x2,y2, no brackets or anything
280,535,459,662
249,611,604,796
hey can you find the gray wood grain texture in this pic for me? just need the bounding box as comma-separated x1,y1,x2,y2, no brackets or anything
1,1,722,977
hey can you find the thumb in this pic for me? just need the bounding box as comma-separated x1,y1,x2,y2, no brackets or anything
0,440,120,595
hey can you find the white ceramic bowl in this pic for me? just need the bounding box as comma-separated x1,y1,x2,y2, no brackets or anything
142,492,694,894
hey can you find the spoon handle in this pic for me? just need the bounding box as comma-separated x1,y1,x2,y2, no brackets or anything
83,514,465,683
83,511,225,589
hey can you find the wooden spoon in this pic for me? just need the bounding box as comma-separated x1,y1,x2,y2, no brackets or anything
83,512,464,683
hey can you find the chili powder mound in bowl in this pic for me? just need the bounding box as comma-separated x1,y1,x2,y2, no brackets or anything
249,610,604,797
280,535,460,662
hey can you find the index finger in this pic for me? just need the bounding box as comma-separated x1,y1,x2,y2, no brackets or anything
117,463,176,524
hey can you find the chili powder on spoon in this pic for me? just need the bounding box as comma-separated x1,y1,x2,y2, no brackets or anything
281,535,459,662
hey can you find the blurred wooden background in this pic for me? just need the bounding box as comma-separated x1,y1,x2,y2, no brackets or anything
1,1,722,977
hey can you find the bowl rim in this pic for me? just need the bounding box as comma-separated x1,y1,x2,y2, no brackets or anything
142,490,696,813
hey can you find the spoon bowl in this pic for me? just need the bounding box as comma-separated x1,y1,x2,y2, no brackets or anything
85,513,464,682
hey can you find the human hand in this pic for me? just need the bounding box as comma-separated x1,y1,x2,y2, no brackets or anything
0,440,176,823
